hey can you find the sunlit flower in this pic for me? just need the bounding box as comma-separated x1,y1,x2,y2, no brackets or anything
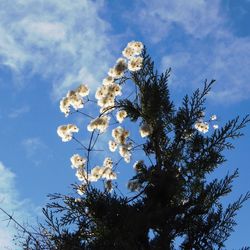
75,167,88,182
57,124,79,142
116,110,127,123
87,115,110,133
213,124,219,129
109,140,118,152
127,41,144,54
112,126,130,144
70,154,86,169
139,123,153,137
194,121,209,133
103,157,113,168
211,114,217,121
90,166,104,181
76,84,89,97
115,58,127,73
123,47,135,59
122,41,144,59
128,56,143,72
102,76,114,85
102,167,117,180
60,97,70,117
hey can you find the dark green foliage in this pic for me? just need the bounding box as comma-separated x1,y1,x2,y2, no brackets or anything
20,50,249,250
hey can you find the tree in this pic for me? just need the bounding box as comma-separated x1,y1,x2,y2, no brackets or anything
17,42,249,249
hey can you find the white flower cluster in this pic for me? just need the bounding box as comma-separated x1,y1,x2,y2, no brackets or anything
95,82,122,113
87,115,110,133
72,156,116,195
194,121,209,134
122,41,144,72
109,126,132,163
71,154,87,169
194,114,219,134
139,122,153,137
57,124,79,142
108,58,127,79
60,84,89,117
116,110,127,123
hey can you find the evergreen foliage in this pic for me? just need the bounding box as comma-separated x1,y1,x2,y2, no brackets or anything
20,49,249,250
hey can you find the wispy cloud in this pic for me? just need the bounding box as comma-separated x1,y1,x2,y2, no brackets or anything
0,0,113,98
133,0,224,43
0,161,37,249
8,105,30,119
131,0,250,103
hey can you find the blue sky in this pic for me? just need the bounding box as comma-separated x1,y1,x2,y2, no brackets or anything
0,0,250,248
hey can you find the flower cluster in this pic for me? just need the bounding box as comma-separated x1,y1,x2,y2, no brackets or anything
72,156,116,195
57,41,145,193
122,41,144,72
109,126,132,163
194,121,209,134
95,83,122,113
57,124,79,142
116,110,127,123
87,115,110,133
71,154,87,169
60,84,89,117
194,114,218,134
139,122,153,137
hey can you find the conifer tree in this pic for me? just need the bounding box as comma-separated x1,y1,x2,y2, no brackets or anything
18,42,249,250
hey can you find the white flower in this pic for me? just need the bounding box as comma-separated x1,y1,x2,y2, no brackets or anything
67,124,79,133
109,140,118,152
119,144,131,163
66,90,84,110
75,168,88,182
70,154,86,169
57,124,79,142
89,166,104,182
60,97,70,117
87,115,110,133
102,167,117,180
122,47,135,59
76,84,89,97
112,126,129,144
139,123,153,137
116,110,127,123
103,157,113,168
102,76,114,85
115,58,127,73
211,114,217,121
213,124,219,129
128,56,143,72
127,41,144,54
122,41,144,59
194,121,209,133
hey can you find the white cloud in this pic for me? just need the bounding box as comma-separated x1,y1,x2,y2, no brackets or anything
132,0,250,103
134,0,224,43
161,34,250,103
8,105,30,119
22,137,47,158
0,161,36,249
0,0,113,98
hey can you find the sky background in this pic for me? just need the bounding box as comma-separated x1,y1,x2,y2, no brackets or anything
0,0,250,249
